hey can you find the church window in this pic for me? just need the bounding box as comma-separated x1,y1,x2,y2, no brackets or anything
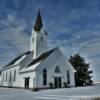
3,73,5,82
0,71,1,76
2,73,4,82
14,70,16,82
32,37,34,41
55,66,60,73
43,68,47,85
6,72,7,82
9,72,11,82
33,78,36,88
31,51,34,55
40,36,44,41
67,70,70,84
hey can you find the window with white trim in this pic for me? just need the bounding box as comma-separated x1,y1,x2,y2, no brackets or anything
43,68,47,85
14,70,16,82
55,66,60,73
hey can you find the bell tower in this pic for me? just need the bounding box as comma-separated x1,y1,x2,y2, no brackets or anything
30,9,48,59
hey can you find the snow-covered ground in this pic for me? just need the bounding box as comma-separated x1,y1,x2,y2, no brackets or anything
0,85,100,100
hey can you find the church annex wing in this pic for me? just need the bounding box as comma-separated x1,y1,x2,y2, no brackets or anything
3,51,32,70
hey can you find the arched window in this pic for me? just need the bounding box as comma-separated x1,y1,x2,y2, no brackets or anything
40,36,44,41
32,37,34,42
67,70,70,84
3,73,5,82
55,66,60,73
14,70,16,82
9,72,11,82
6,72,7,82
2,73,4,82
43,68,47,85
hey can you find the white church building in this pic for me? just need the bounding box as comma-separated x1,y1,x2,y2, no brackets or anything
0,10,76,89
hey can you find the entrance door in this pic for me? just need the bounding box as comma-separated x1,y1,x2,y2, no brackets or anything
25,77,30,89
58,77,61,88
54,77,62,88
54,77,58,88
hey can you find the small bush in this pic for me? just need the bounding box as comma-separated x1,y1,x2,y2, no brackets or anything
63,81,68,88
32,88,39,91
49,82,54,88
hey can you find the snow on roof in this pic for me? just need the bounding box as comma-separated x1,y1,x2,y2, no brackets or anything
19,62,41,73
19,48,56,73
27,48,56,66
4,51,31,68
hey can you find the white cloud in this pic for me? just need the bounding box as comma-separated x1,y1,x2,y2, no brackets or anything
0,13,30,67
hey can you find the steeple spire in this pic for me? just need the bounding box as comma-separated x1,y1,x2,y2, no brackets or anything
30,9,48,58
34,9,43,31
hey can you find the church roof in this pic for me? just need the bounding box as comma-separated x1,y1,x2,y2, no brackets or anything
3,48,55,70
28,48,56,67
34,9,43,31
4,51,31,68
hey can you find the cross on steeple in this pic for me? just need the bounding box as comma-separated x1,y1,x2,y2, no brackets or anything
34,9,43,31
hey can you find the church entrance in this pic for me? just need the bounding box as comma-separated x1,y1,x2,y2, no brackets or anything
54,77,62,88
24,77,30,89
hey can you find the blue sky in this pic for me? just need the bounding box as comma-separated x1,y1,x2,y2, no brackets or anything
0,0,100,81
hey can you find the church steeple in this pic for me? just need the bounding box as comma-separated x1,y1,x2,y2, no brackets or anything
34,9,43,31
30,9,48,58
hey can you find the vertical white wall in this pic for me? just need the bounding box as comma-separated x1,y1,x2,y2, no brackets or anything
0,48,75,89
0,65,36,89
30,29,47,59
18,72,36,89
0,66,18,87
35,48,75,88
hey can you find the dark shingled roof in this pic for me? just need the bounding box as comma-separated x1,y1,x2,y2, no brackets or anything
34,9,43,31
4,51,31,67
28,48,55,66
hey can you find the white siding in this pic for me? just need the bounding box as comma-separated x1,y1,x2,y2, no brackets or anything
0,65,36,89
0,48,75,89
35,48,75,88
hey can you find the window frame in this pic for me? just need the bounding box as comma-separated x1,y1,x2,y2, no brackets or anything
67,70,70,84
43,68,47,85
55,66,60,73
9,71,11,82
14,70,16,82
40,36,44,41
32,37,34,42
6,72,7,82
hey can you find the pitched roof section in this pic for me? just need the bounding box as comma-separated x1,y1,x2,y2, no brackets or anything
34,9,43,31
28,48,56,66
4,51,31,67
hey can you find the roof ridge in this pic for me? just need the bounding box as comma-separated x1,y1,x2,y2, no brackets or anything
4,51,31,68
27,48,56,67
